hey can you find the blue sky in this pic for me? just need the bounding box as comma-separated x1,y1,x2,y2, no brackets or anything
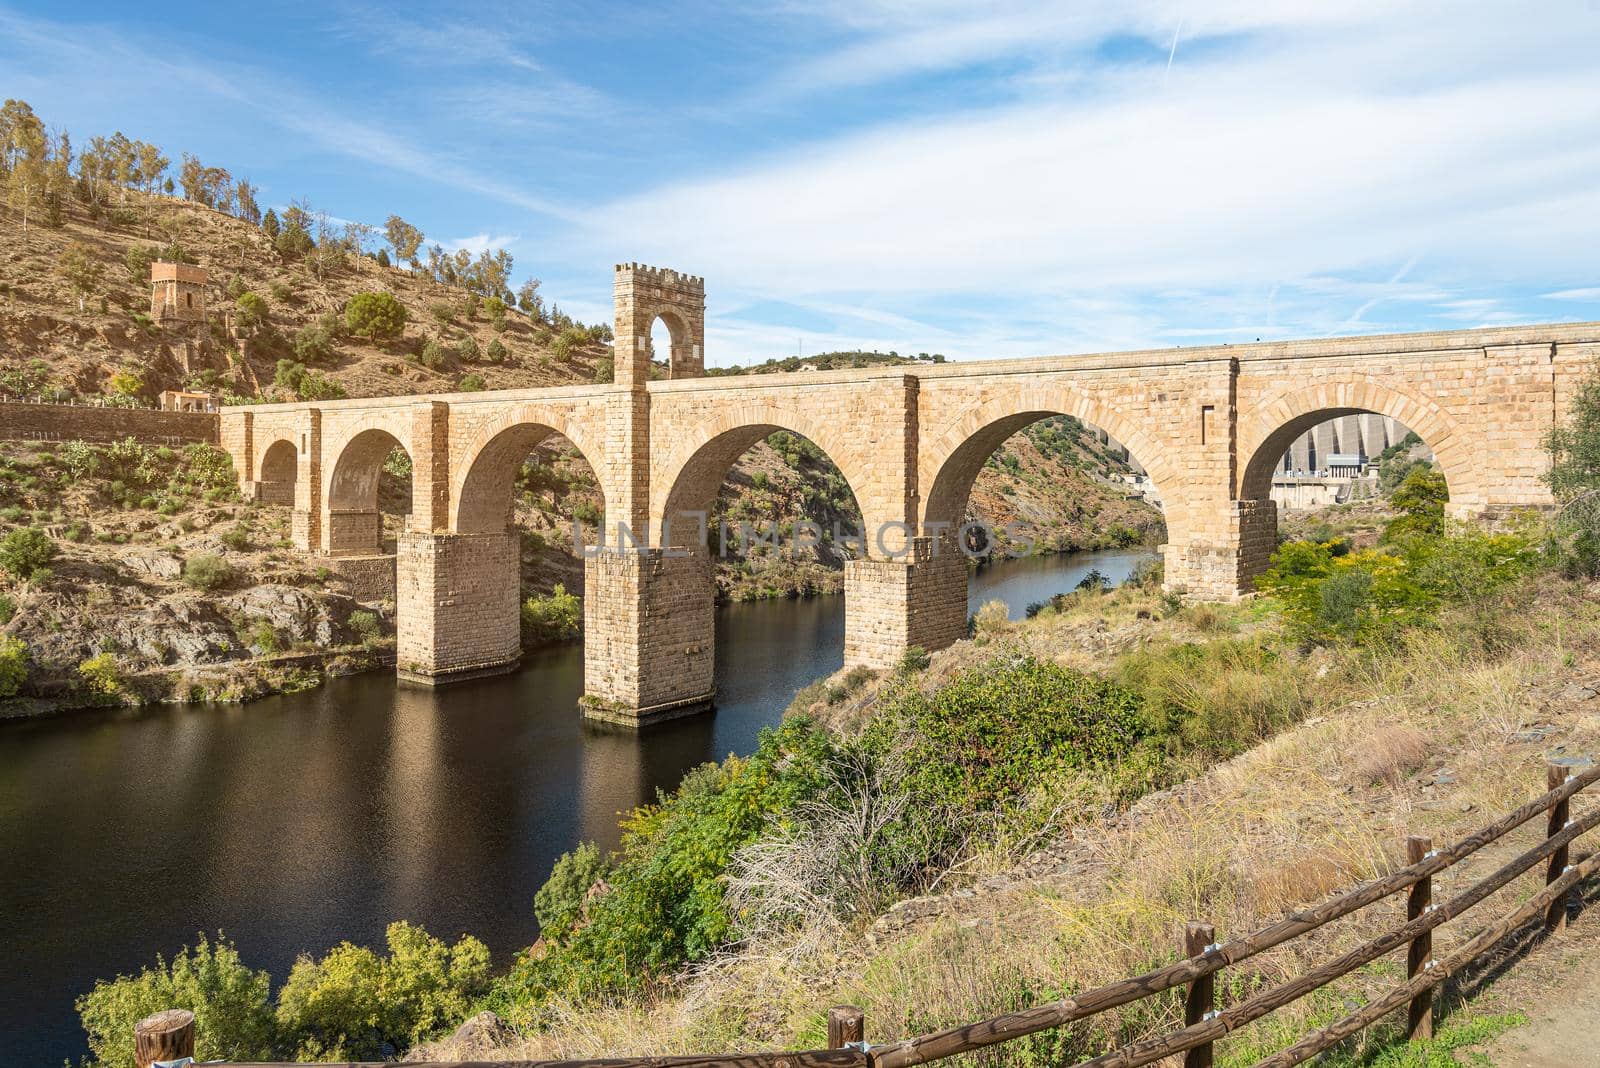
4,1,1599,364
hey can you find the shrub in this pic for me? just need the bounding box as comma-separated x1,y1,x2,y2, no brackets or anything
485,338,508,363
896,645,931,674
0,634,26,696
348,610,382,646
182,443,238,493
0,593,14,623
971,598,1012,638
107,368,144,399
457,373,486,392
183,553,235,591
221,524,252,551
521,584,581,645
494,720,834,1006
0,526,56,580
1115,638,1309,761
59,439,99,480
862,657,1147,861
291,322,336,364
345,291,407,343
550,326,588,361
1256,526,1537,646
78,652,125,699
418,337,447,371
76,933,275,1068
274,921,490,1061
534,841,611,940
456,335,480,363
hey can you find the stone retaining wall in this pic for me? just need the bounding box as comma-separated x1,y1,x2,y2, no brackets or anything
0,402,218,446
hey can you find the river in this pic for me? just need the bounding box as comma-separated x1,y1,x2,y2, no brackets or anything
0,548,1152,1064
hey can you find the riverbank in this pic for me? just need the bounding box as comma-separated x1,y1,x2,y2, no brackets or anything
414,541,1598,1065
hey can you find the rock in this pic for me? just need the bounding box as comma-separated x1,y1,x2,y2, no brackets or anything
1555,682,1600,703
449,1011,511,1051
120,551,183,579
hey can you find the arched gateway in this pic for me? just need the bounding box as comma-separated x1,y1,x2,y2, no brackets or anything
218,265,1593,724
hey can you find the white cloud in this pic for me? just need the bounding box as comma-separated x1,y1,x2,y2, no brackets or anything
444,233,520,256
1544,288,1600,301
576,3,1600,357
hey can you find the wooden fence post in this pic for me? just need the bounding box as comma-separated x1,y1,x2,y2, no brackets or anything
1405,835,1434,1041
1547,763,1572,933
829,1005,866,1050
1184,921,1216,1068
134,1009,194,1068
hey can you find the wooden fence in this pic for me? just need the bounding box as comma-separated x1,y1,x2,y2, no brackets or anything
133,758,1599,1068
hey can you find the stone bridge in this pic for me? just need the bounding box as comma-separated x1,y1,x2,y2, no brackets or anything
218,263,1594,722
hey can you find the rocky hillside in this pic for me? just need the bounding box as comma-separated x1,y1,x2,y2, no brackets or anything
0,187,612,403
0,439,385,712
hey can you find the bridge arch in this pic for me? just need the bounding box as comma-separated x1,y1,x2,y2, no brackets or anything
256,438,298,505
450,406,612,536
650,403,876,553
920,385,1187,549
1236,379,1483,514
324,426,412,555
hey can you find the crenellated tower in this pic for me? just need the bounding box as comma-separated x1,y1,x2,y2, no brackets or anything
612,263,705,386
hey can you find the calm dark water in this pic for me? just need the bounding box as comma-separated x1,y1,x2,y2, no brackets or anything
0,549,1150,1065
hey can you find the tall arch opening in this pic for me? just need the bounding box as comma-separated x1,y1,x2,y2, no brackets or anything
448,419,605,646
649,312,691,381
325,428,412,556
596,422,873,717
1236,388,1474,586
924,411,1171,608
257,439,297,506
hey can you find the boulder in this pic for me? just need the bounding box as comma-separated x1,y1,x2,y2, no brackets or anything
448,1011,512,1052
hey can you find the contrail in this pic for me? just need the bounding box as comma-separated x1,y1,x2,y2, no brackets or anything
1164,17,1183,83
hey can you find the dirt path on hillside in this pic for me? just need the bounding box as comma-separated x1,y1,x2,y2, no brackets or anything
1482,934,1600,1066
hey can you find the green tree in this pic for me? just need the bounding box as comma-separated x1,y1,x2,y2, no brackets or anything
516,278,543,318
1546,363,1600,503
0,526,56,580
58,240,105,312
234,292,269,332
261,207,281,238
345,291,406,344
1383,465,1448,540
383,214,424,264
76,933,276,1068
521,584,581,644
274,220,314,260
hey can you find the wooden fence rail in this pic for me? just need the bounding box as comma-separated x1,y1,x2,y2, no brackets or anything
134,758,1599,1068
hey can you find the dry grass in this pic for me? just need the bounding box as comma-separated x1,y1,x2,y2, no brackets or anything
1346,725,1432,787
